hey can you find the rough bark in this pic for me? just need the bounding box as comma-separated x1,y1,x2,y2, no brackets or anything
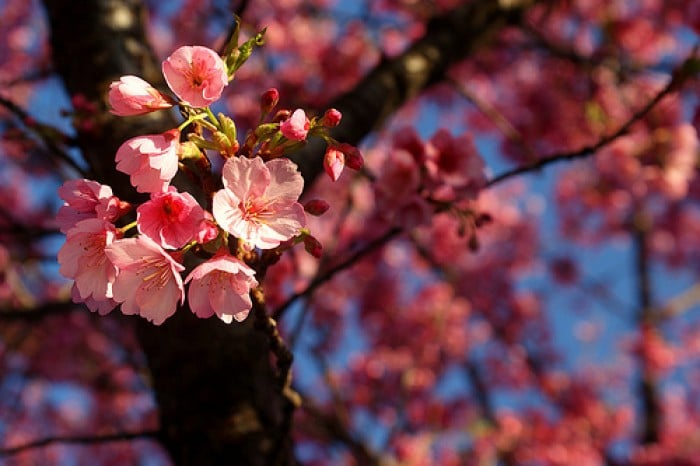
40,0,532,464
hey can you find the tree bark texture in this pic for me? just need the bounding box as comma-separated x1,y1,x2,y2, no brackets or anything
41,0,532,464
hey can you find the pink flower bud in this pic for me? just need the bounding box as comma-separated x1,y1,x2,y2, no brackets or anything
304,199,330,216
260,88,279,114
280,109,310,141
320,108,342,127
323,146,345,182
108,75,173,116
339,143,364,171
196,213,219,244
303,235,323,258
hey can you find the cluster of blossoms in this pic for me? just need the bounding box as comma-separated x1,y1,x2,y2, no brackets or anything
57,32,362,325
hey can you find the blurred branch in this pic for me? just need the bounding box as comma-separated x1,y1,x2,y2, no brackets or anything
273,227,402,319
487,68,682,187
0,300,78,321
450,77,540,162
633,210,661,445
0,65,54,88
300,395,384,466
0,96,86,177
657,282,700,320
0,429,160,457
292,0,536,185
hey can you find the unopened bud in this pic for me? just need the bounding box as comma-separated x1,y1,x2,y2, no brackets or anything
304,199,330,216
320,108,342,127
339,143,363,171
260,88,279,114
323,146,345,182
303,235,323,258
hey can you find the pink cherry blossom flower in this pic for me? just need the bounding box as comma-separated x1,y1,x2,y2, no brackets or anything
280,109,310,141
58,219,119,302
56,179,130,233
115,129,180,193
105,236,185,325
425,129,486,201
71,284,117,316
162,45,228,108
108,75,173,116
323,145,345,181
195,212,219,244
137,188,206,249
212,156,306,249
185,254,258,323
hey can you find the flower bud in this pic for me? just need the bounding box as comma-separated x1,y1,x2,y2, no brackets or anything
303,235,323,258
304,199,330,216
260,88,279,114
320,108,342,127
323,146,345,181
339,143,363,171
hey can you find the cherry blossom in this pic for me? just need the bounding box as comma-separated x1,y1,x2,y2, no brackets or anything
280,109,310,141
137,188,206,249
57,218,119,303
162,45,228,108
185,254,258,323
212,156,306,249
105,235,185,325
115,129,180,193
56,179,130,233
108,75,173,116
71,284,117,316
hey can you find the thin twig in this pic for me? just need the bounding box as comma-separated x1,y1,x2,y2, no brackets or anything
0,430,160,457
633,210,661,445
272,227,402,320
450,77,540,162
487,74,679,187
0,96,87,177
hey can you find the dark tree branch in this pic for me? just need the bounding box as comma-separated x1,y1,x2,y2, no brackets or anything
0,301,77,321
272,227,402,319
0,430,160,457
487,73,680,187
300,396,383,466
633,211,661,445
292,0,537,186
0,96,87,177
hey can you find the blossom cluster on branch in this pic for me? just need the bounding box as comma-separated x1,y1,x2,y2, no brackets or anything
56,30,363,325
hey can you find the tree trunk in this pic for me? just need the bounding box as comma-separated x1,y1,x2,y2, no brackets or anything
40,0,531,464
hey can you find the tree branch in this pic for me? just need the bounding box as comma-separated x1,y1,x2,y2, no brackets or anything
633,210,661,445
486,73,681,187
292,0,536,186
0,429,160,457
0,96,86,177
272,227,402,319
